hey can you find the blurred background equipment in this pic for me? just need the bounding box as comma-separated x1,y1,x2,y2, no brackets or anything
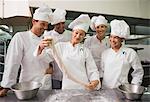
0,25,12,82
0,0,31,26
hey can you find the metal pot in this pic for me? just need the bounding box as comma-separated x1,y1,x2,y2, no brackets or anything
11,81,42,100
117,84,145,100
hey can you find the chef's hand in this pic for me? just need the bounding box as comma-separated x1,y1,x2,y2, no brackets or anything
45,66,53,74
0,87,9,97
85,80,99,91
38,37,53,55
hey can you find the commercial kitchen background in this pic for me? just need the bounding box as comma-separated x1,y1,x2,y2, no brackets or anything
0,0,150,86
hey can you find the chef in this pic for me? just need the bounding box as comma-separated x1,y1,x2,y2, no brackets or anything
84,15,109,81
101,19,144,89
35,14,101,90
45,8,72,43
44,8,72,89
0,6,53,97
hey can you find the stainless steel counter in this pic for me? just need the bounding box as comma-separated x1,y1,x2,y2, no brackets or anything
0,89,149,102
0,90,51,102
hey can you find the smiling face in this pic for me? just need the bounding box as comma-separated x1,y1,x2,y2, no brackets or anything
109,34,124,50
32,19,49,36
95,24,107,40
71,29,86,46
54,22,65,34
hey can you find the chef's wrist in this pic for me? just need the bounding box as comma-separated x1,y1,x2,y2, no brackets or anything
0,87,10,91
38,46,44,55
91,80,99,86
0,88,10,97
92,80,101,90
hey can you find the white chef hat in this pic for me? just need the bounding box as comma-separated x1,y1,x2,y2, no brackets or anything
90,15,108,31
33,6,52,23
68,14,91,33
110,19,130,39
51,8,66,25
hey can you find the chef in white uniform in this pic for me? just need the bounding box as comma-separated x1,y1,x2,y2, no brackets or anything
0,6,53,96
101,19,144,89
84,15,109,80
44,8,72,89
35,14,101,90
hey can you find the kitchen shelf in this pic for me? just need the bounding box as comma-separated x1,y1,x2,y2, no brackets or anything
144,75,150,78
0,39,7,82
0,54,5,57
0,62,4,65
142,65,150,68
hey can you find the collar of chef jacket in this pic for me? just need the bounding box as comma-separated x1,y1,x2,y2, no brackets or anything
52,29,60,36
94,35,107,43
111,45,127,55
29,30,44,40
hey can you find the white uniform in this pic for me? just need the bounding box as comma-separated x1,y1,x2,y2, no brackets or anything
84,35,109,78
37,42,100,90
1,31,51,88
101,46,144,89
44,29,71,81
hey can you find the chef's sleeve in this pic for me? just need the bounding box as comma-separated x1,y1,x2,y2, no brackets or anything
84,48,101,89
1,33,23,88
130,50,144,85
101,51,106,78
33,45,54,63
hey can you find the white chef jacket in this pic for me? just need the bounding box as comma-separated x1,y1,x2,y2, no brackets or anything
1,31,52,88
36,42,100,90
84,35,109,78
44,29,71,81
101,46,144,89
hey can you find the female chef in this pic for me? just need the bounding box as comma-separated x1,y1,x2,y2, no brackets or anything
35,14,101,90
84,15,109,80
101,19,144,89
